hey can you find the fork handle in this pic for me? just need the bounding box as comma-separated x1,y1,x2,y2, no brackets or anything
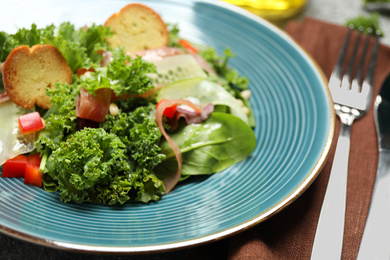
311,122,351,260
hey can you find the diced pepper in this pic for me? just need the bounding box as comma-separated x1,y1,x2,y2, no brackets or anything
179,39,198,54
27,153,42,168
18,112,45,135
156,99,178,119
2,154,28,178
24,163,42,187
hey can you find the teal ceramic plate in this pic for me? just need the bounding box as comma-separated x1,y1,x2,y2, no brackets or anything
0,0,334,253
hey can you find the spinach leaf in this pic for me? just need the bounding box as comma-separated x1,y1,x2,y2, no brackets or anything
155,112,256,178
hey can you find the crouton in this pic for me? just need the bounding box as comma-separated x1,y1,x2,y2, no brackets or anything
104,3,169,52
2,44,72,109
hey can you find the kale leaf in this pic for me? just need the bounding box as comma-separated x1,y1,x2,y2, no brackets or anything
0,31,14,62
45,128,133,204
102,105,166,172
0,22,112,72
35,82,78,155
80,48,156,96
44,127,165,204
45,22,113,71
101,105,166,203
199,47,249,91
167,23,180,47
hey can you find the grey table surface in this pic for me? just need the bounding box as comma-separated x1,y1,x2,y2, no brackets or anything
305,0,390,46
1,0,389,260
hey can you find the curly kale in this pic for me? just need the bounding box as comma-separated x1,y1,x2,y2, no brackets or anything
0,31,14,62
102,105,166,172
44,128,130,204
0,22,112,87
199,47,249,91
44,128,165,204
44,22,113,71
101,105,166,203
167,23,180,47
35,83,78,155
80,48,156,97
35,85,166,204
0,22,112,72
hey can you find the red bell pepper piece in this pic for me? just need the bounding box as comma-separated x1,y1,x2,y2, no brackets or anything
24,163,42,187
2,155,28,178
27,153,42,168
18,112,45,135
156,99,178,119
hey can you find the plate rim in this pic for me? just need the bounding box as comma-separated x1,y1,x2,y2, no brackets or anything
0,0,335,254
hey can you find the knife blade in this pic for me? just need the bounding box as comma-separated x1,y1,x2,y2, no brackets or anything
357,73,390,260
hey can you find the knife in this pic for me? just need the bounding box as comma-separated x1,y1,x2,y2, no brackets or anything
357,73,390,260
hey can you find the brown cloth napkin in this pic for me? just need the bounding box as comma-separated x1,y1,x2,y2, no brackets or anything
184,17,390,260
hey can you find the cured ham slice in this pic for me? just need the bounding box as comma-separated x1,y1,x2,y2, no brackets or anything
155,99,212,193
75,88,112,123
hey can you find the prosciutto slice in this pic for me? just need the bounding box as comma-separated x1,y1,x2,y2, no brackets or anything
75,88,112,123
155,99,207,193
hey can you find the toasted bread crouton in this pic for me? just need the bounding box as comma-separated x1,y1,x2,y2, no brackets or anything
104,3,169,52
2,44,72,109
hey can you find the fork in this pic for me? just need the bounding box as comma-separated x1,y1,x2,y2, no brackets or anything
310,26,379,260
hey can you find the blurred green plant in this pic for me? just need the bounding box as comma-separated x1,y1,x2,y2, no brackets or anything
345,13,384,37
364,0,390,3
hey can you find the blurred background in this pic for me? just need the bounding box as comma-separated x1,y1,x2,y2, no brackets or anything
222,0,390,45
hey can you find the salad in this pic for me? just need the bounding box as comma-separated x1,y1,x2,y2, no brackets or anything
0,3,256,205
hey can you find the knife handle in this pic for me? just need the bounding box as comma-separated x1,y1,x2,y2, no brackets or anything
357,150,390,260
311,123,351,260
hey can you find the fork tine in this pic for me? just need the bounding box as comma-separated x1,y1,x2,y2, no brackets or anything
351,28,373,92
341,26,363,90
357,30,380,96
333,28,353,79
328,28,354,91
365,31,380,86
345,27,363,79
354,28,372,84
